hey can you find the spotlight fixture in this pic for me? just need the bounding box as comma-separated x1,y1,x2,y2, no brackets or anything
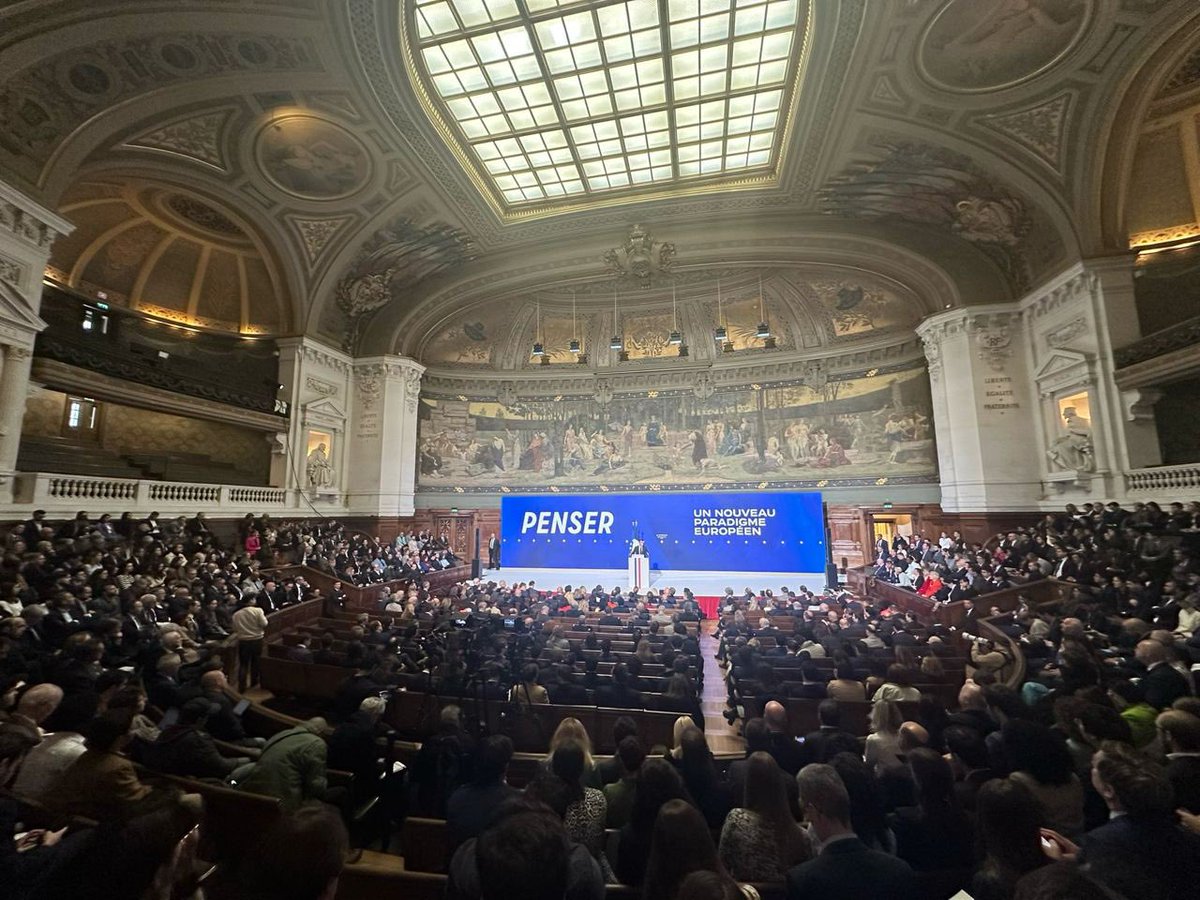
755,275,772,342
610,283,623,352
669,284,683,346
569,289,581,354
713,278,728,344
677,342,689,357
532,300,544,357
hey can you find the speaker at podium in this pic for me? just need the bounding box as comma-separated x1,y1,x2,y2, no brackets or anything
628,536,649,591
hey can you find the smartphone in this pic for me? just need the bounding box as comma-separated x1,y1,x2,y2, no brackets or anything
233,699,250,716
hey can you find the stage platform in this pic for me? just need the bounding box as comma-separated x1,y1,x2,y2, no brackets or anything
480,566,829,618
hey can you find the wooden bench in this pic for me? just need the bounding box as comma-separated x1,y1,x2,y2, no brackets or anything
401,816,450,873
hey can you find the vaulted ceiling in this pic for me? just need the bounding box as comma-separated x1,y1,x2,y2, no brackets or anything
1,0,1198,368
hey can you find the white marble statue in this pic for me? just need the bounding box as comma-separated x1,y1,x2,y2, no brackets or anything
306,442,335,487
1046,407,1094,472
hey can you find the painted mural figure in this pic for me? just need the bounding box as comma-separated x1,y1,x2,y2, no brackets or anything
690,430,708,468
305,443,334,488
645,419,665,447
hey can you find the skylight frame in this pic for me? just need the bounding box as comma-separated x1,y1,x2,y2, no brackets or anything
404,0,808,213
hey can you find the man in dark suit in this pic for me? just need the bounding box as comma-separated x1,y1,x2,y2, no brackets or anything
800,700,860,765
786,764,917,900
1081,741,1200,900
487,533,500,570
1135,639,1190,709
764,700,805,776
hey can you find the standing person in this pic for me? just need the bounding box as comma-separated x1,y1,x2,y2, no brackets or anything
487,534,500,570
232,594,268,692
785,764,917,900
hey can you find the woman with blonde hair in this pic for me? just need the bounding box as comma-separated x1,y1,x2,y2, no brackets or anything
718,752,811,882
636,638,656,663
865,700,904,773
543,716,600,787
669,715,697,761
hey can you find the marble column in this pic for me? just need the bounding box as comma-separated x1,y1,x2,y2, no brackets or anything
346,355,425,517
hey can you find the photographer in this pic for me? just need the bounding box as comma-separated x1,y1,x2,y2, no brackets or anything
966,635,1011,683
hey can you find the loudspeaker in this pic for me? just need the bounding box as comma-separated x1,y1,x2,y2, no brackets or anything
826,563,840,590
472,527,482,578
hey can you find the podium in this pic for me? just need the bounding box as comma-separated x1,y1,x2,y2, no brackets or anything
628,554,651,592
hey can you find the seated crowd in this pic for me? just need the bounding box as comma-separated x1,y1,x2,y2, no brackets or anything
2,503,1200,900
0,508,461,898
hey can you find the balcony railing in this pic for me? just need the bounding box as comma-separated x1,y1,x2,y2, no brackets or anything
1113,315,1200,369
9,471,305,515
1125,464,1200,494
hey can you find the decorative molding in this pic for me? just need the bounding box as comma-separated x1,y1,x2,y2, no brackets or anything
1046,316,1088,349
355,374,381,412
1033,349,1095,398
0,256,24,289
1020,267,1100,320
287,214,355,269
974,322,1013,372
0,199,67,250
1120,388,1162,422
920,335,942,383
420,354,926,401
304,376,338,397
123,108,234,171
979,93,1073,172
296,342,353,374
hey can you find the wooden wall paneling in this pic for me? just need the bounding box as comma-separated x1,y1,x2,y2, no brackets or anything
825,504,868,571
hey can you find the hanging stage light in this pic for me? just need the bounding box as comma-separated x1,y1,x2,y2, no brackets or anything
713,278,728,343
669,283,683,345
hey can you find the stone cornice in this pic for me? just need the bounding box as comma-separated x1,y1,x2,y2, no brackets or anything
0,182,74,250
915,304,1023,341
1017,262,1102,321
279,337,354,374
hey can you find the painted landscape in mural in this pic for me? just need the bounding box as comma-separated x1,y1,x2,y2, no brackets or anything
417,367,936,490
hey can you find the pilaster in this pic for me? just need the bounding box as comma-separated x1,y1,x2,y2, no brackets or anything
346,355,425,517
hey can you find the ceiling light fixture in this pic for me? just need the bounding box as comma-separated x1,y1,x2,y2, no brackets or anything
756,275,775,347
713,278,728,344
610,283,624,353
569,288,581,354
669,283,682,346
532,299,544,357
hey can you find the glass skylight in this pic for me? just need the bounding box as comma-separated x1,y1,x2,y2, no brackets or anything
409,0,803,206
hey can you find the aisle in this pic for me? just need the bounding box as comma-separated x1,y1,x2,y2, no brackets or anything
699,619,744,756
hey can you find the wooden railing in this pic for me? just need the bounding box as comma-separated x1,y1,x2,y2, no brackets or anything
845,565,1072,627
271,562,474,610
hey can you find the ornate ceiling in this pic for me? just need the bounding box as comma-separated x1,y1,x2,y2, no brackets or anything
0,0,1197,369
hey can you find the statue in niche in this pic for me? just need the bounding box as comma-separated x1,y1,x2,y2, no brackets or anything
306,443,335,488
1046,407,1094,472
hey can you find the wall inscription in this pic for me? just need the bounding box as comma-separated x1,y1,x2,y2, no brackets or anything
982,376,1020,410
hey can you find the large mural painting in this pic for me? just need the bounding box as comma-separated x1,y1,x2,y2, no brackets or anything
417,363,937,493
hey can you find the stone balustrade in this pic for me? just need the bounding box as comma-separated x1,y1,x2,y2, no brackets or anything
1125,464,1200,494
6,471,309,517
